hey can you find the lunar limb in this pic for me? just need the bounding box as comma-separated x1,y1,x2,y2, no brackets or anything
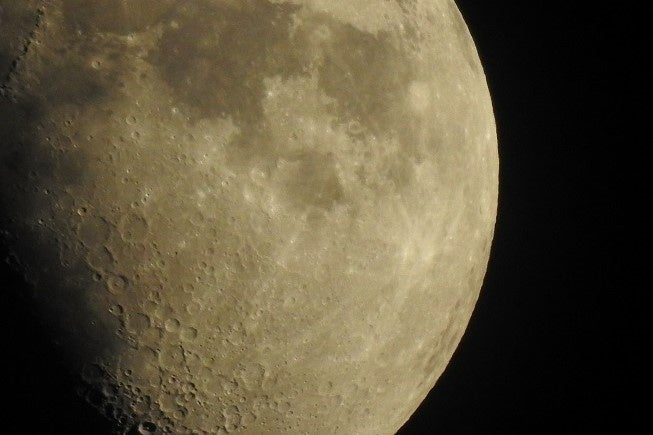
0,1,497,434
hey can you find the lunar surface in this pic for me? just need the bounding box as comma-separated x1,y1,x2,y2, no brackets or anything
0,1,497,433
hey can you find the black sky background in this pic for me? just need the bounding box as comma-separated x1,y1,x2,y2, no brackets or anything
1,1,633,433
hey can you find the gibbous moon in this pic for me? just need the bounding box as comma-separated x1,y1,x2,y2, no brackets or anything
0,1,497,433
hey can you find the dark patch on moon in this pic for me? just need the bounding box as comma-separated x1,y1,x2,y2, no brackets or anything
0,6,144,209
149,1,417,140
62,0,175,35
39,36,134,106
312,15,416,139
0,97,92,198
1,1,445,236
150,0,306,125
2,0,428,219
278,151,345,209
146,0,419,209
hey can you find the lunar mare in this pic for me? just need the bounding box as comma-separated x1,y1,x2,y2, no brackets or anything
0,1,498,434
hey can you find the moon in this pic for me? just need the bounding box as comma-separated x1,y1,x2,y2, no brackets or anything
0,1,498,433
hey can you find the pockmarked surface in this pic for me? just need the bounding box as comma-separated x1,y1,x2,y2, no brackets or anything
0,1,498,433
